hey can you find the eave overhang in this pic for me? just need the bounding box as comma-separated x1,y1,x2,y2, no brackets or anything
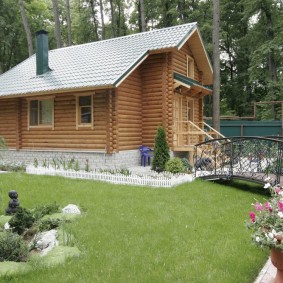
174,72,212,96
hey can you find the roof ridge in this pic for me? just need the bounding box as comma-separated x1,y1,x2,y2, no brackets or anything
49,22,197,53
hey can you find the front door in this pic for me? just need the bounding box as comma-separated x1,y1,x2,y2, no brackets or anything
173,93,196,148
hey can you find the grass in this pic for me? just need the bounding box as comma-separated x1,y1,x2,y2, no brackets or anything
0,173,269,283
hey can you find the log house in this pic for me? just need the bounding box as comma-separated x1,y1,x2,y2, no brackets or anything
0,23,216,168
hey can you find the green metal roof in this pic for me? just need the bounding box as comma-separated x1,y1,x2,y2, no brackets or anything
174,72,212,93
0,23,199,98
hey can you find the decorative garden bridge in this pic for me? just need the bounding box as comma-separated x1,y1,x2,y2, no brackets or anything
194,137,283,185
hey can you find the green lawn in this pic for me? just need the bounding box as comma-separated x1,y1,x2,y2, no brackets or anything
0,173,269,283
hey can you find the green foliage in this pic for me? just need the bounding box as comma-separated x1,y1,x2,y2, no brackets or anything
0,232,29,262
0,161,26,172
9,207,35,235
181,158,193,173
32,202,60,221
165,157,185,173
151,127,170,172
74,160,79,172
38,218,62,232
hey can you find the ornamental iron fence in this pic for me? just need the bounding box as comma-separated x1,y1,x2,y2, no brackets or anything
194,136,283,185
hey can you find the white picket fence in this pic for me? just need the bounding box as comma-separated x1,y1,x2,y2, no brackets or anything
26,166,194,188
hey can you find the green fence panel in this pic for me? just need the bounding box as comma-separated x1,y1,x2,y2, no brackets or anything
205,120,282,137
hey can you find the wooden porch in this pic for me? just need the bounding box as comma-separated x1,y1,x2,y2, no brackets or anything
172,121,225,152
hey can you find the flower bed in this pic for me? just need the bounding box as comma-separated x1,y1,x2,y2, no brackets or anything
26,165,193,188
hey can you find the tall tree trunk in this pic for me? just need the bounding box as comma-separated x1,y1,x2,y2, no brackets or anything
109,0,116,37
52,0,62,48
140,0,146,32
66,0,72,46
89,0,99,40
99,0,105,40
262,5,277,119
18,0,33,56
212,0,220,133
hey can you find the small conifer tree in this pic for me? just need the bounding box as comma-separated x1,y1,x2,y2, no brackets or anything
151,127,170,172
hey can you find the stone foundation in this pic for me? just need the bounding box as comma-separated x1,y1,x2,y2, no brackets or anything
0,149,141,170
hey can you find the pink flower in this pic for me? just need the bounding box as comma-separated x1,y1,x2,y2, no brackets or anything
278,202,283,212
250,211,256,223
265,202,272,212
274,186,282,195
254,202,263,211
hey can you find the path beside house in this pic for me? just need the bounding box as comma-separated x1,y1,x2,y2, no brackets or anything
254,258,276,283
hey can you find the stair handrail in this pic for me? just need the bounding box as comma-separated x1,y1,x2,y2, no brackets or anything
202,122,226,139
188,120,214,140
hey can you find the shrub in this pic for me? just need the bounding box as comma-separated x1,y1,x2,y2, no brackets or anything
0,232,29,262
151,127,170,172
9,207,35,235
33,202,60,221
38,218,62,231
181,158,193,173
165,158,185,174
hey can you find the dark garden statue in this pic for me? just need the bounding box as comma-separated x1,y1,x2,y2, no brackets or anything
5,190,20,215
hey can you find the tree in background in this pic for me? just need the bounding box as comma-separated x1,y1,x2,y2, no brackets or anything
65,0,72,46
212,0,220,132
151,127,170,173
18,0,33,56
52,0,62,48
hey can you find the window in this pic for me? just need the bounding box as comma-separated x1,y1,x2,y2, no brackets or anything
187,55,194,79
76,95,93,128
29,98,54,127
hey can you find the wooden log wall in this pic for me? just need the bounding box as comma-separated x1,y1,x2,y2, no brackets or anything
117,69,142,150
173,42,201,81
18,90,108,150
0,99,18,148
141,53,167,147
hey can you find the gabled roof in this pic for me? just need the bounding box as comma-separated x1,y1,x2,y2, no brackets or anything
0,22,212,98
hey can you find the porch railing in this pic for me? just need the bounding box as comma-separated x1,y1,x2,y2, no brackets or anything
173,121,226,149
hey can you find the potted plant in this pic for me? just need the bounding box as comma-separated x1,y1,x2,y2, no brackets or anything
246,182,283,282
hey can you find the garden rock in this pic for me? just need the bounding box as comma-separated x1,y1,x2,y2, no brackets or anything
4,222,10,230
33,229,58,256
62,204,81,215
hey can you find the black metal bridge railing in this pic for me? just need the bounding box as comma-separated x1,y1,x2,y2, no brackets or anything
194,136,283,185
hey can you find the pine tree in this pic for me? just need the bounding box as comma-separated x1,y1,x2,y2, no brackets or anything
151,127,170,172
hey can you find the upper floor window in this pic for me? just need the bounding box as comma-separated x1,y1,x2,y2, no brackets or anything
187,55,194,79
76,95,93,128
29,98,54,127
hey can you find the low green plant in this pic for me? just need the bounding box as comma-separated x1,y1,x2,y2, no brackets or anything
74,160,80,171
38,218,62,232
85,159,90,172
33,158,39,168
9,207,35,235
33,202,60,221
0,232,29,262
42,159,48,168
67,158,75,170
181,158,193,173
165,157,185,173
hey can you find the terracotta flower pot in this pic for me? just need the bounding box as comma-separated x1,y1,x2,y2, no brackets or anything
270,248,283,283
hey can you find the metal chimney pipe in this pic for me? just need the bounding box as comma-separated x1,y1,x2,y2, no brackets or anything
35,30,51,75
